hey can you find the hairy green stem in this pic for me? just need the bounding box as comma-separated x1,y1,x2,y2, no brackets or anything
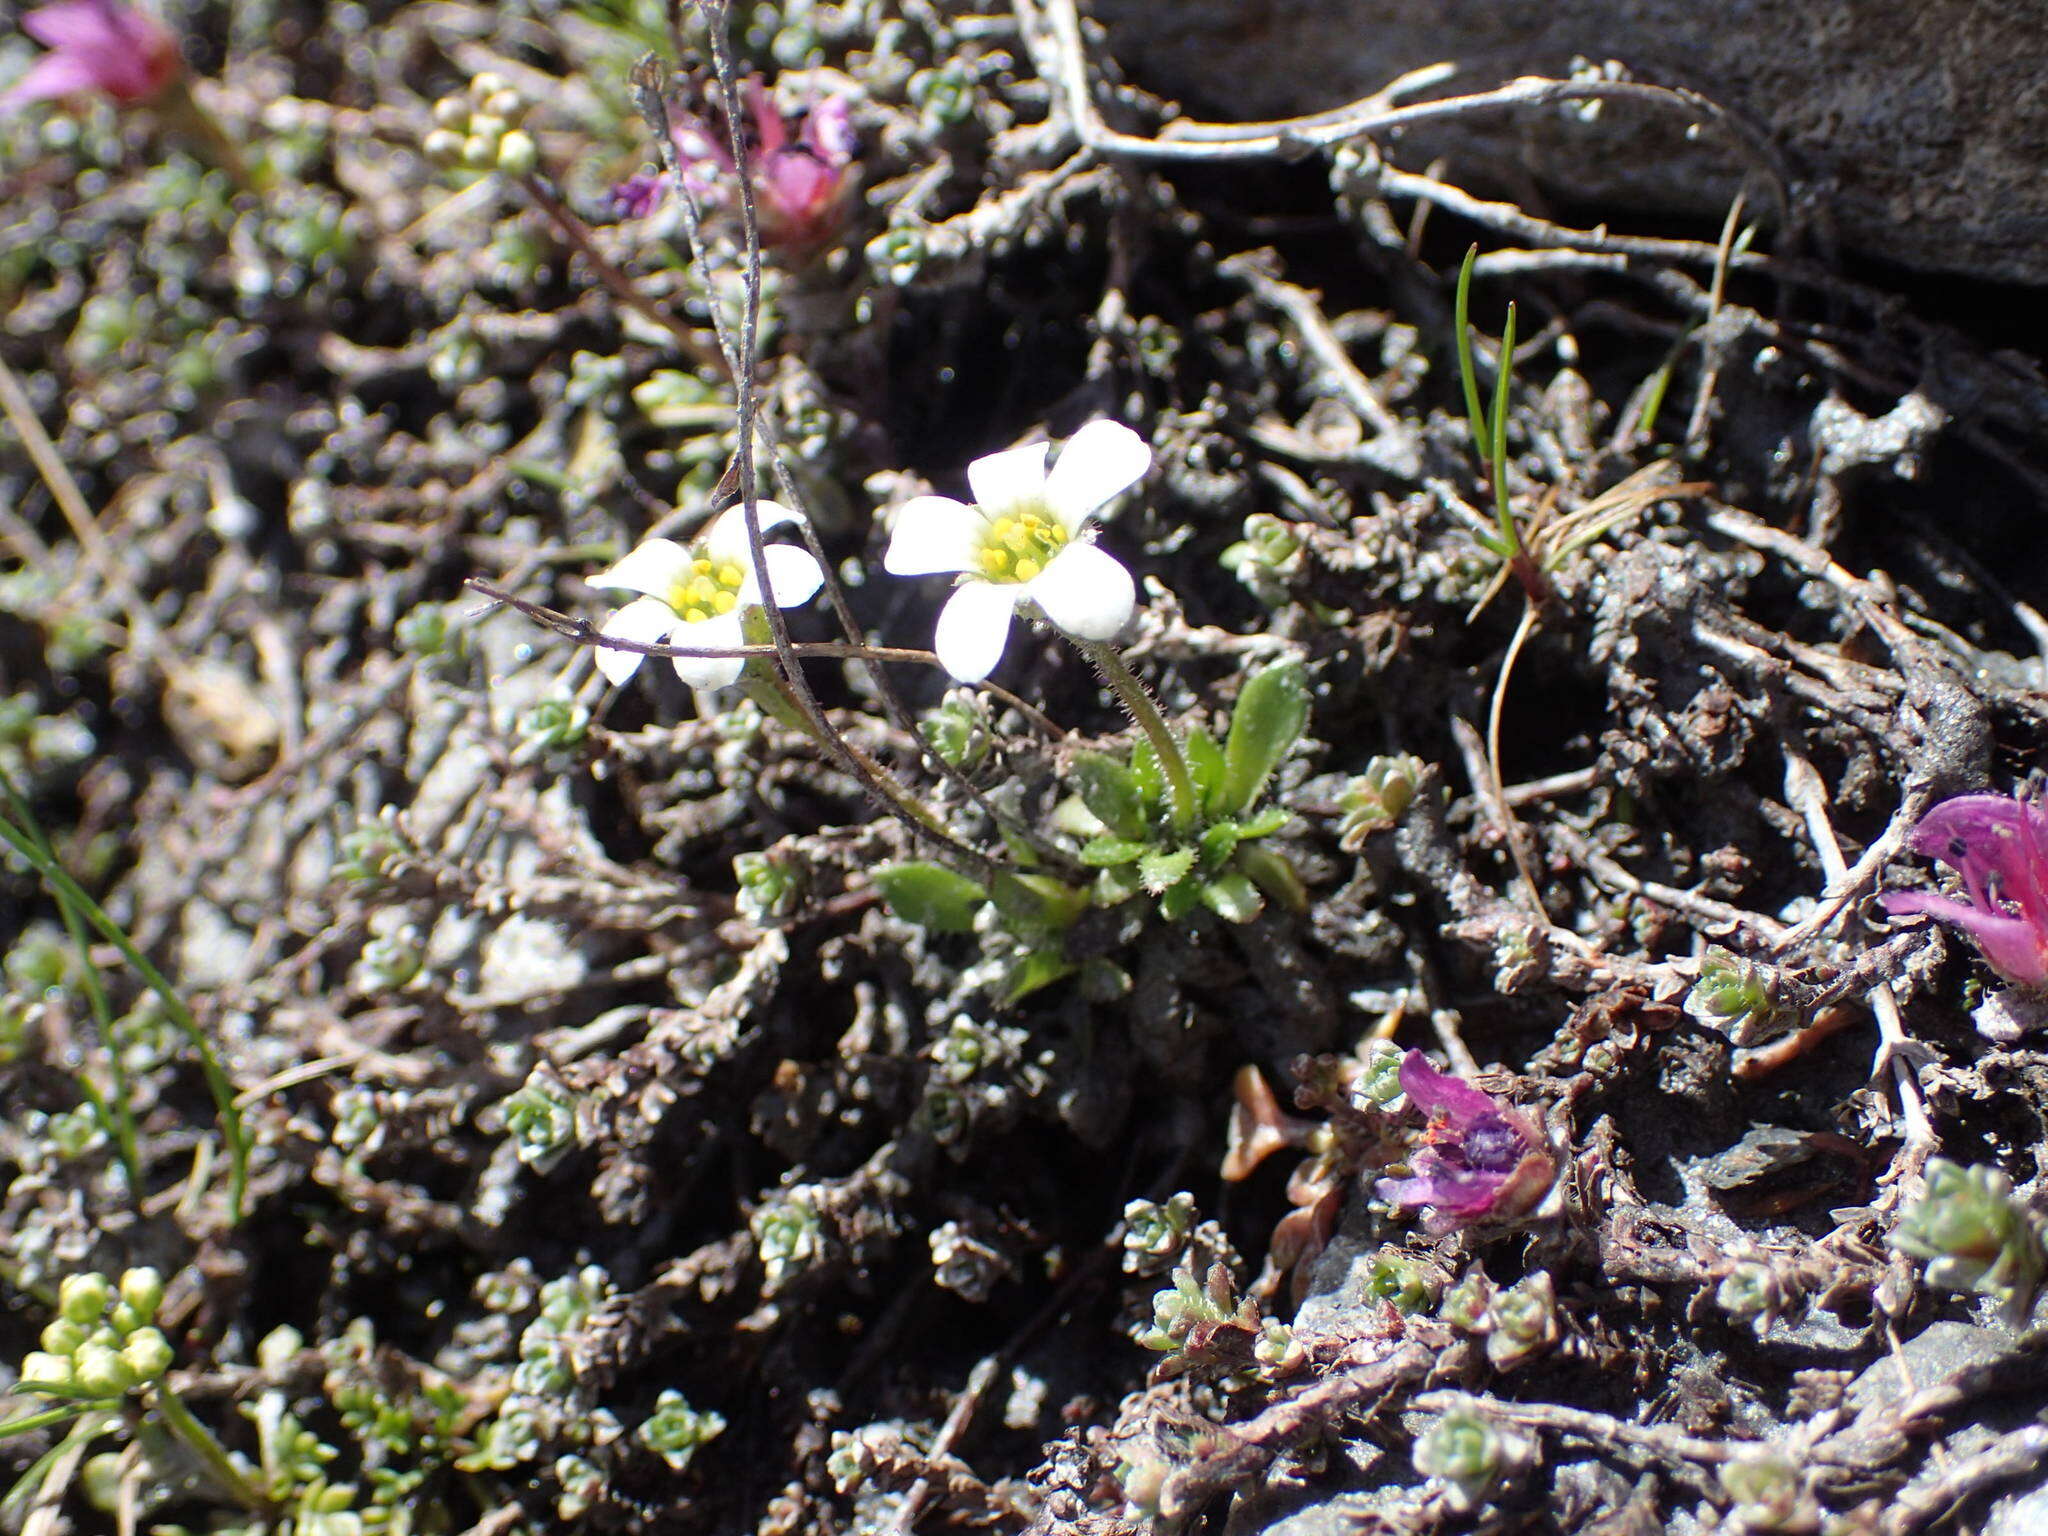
1077,641,1198,836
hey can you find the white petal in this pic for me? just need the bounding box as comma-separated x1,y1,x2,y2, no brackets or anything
1027,541,1135,642
966,442,1050,515
595,596,675,685
933,581,1020,683
590,538,692,600
883,496,982,576
668,608,747,690
704,500,805,563
1043,420,1150,531
759,544,824,609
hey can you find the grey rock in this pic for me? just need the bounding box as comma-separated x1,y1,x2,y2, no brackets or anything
1095,0,2048,281
1845,1318,2024,1416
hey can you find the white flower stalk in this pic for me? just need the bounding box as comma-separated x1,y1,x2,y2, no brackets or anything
883,420,1150,682
590,502,824,689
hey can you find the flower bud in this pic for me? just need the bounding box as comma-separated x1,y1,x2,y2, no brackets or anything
70,1341,137,1398
432,95,469,128
120,1327,174,1382
40,1318,87,1356
422,128,464,165
19,1350,73,1388
58,1272,112,1326
496,130,538,179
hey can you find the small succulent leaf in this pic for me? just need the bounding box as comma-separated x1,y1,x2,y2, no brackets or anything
998,826,1042,868
1139,846,1198,895
1080,835,1149,867
1236,804,1293,839
873,863,985,932
1070,751,1149,841
1201,873,1265,924
1157,877,1202,923
1198,821,1244,870
1221,661,1310,816
1234,843,1309,913
1003,951,1079,1004
1185,727,1227,814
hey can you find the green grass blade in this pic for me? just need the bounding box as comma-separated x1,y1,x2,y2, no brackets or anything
1489,301,1518,554
1453,245,1489,467
0,812,250,1224
0,769,142,1196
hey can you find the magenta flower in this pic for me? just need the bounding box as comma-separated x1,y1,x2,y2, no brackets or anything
1375,1052,1554,1234
613,83,855,253
2,0,180,112
1884,790,2048,990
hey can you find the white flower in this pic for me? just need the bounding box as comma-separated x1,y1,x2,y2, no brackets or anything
590,502,824,689
882,420,1150,682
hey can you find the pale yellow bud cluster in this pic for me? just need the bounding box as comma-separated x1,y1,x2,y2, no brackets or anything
18,1267,174,1400
423,73,538,177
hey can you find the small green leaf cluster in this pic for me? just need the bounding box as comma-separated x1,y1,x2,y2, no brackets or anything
1362,1247,1438,1315
514,695,590,763
635,1390,726,1473
335,808,413,886
1718,1451,1817,1533
1893,1159,2046,1320
17,1268,173,1400
499,1068,578,1172
751,1195,826,1296
1068,660,1311,925
1121,1193,1198,1276
1686,948,1806,1045
1715,1259,1790,1332
422,74,538,178
919,693,990,770
1411,1403,1536,1513
734,848,804,923
1434,1267,1559,1370
1219,513,1302,606
1336,753,1426,851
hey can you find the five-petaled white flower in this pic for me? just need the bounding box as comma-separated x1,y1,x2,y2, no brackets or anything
590,502,824,690
882,420,1150,682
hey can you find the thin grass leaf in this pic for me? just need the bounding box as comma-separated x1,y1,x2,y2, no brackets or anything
0,1405,84,1443
0,769,141,1196
1453,245,1488,466
1489,301,1518,554
0,815,250,1224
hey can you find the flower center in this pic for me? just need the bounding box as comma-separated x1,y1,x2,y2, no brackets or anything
664,552,746,625
1462,1116,1524,1174
976,507,1069,584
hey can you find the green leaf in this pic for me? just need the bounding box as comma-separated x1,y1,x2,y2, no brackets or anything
1235,844,1309,914
1453,244,1488,470
989,872,1088,933
1200,873,1264,924
1221,661,1310,817
1003,951,1079,1003
1236,804,1292,839
1093,864,1141,905
1130,737,1164,807
1138,846,1197,895
1197,821,1243,870
1079,835,1149,867
872,863,985,932
1157,878,1202,923
1069,751,1148,841
1186,728,1226,815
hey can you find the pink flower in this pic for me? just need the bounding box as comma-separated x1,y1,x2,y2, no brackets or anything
1884,790,2048,990
2,0,180,112
1375,1052,1554,1234
614,83,855,252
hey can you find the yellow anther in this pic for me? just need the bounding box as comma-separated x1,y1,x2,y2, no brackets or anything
694,557,713,576
713,591,737,614
683,606,707,624
1014,557,1042,582
719,563,744,589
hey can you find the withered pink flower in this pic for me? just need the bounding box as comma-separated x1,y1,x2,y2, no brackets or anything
2,0,181,112
1884,789,2048,991
614,83,855,252
1375,1052,1554,1234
